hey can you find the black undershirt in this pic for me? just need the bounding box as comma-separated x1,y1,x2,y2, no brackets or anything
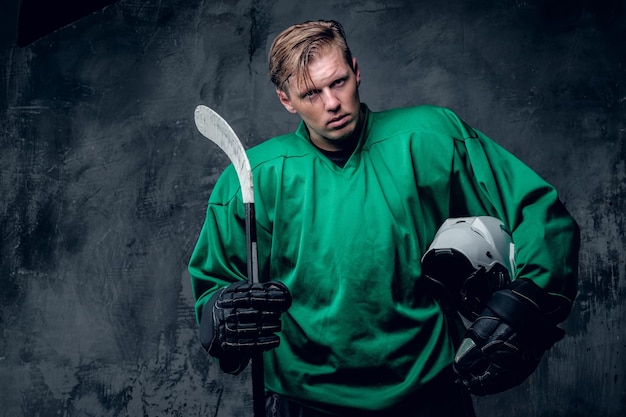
313,137,359,168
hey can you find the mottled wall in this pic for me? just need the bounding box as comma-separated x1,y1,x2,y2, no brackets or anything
0,0,624,416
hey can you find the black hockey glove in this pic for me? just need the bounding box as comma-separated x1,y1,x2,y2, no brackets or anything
199,280,292,374
453,278,571,396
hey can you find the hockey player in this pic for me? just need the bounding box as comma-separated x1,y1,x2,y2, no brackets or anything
189,19,579,417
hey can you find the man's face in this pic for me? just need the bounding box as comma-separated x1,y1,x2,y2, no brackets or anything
277,45,362,151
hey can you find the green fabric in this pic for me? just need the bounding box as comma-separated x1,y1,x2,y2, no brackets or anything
188,105,579,412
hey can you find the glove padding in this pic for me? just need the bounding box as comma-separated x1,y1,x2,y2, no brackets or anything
200,280,291,373
453,278,570,396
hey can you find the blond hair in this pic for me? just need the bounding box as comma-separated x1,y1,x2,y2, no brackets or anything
268,20,353,93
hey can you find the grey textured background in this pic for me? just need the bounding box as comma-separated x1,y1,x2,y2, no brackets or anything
1,0,624,416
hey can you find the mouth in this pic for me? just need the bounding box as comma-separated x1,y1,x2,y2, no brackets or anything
328,114,349,128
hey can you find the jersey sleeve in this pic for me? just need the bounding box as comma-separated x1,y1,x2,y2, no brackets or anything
447,110,579,305
188,165,249,324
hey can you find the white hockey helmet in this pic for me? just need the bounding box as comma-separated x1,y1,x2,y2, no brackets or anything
421,216,516,320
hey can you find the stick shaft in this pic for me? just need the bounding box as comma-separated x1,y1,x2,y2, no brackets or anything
245,202,264,416
245,203,260,285
251,352,265,417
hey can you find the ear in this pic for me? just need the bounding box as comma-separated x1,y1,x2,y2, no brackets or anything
277,89,297,114
352,57,361,87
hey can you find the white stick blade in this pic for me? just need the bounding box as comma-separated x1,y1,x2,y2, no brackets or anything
194,105,254,203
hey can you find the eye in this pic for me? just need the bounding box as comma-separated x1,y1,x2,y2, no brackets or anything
302,89,320,100
331,77,347,88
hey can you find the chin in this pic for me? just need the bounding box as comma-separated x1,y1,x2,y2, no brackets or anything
337,122,358,140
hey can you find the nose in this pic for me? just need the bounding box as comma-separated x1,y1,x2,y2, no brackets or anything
322,89,340,112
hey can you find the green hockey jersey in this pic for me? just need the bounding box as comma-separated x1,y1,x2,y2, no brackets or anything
189,105,579,411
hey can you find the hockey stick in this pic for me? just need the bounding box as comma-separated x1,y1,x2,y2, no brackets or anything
194,104,264,417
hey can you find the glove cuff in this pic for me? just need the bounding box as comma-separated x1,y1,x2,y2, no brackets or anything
486,278,570,345
199,289,251,375
199,290,222,354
